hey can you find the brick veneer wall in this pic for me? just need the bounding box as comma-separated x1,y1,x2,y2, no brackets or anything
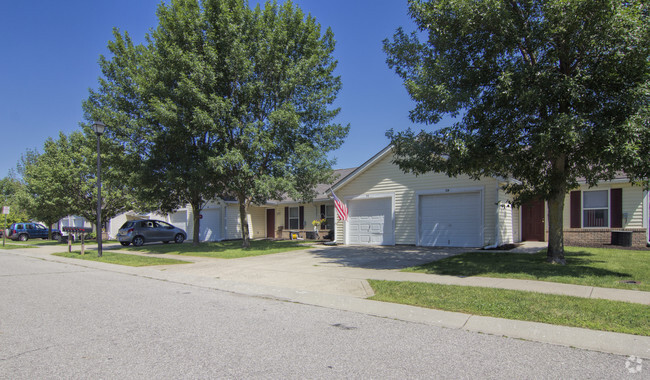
562,228,647,248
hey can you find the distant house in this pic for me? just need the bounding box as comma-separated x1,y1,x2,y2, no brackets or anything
109,168,355,243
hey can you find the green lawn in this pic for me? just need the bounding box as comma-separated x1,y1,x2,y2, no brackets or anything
404,246,650,291
121,239,313,259
0,243,38,249
6,239,109,246
369,280,650,336
53,251,190,266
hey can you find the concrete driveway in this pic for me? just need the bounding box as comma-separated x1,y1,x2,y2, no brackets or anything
302,245,473,269
152,244,472,298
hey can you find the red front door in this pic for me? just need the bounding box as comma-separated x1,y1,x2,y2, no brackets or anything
522,200,545,241
266,209,275,238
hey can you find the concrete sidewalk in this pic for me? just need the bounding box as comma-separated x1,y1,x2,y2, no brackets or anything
3,242,649,359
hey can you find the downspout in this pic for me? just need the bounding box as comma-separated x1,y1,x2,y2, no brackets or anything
224,203,227,240
483,181,502,249
645,190,649,246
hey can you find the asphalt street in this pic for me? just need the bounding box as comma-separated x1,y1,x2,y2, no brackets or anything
0,252,643,379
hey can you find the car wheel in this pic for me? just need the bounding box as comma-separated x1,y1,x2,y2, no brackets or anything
163,241,169,244
19,234,29,242
174,234,185,244
132,236,145,247
120,242,130,246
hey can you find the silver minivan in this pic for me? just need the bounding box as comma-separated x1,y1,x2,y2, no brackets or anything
117,219,187,246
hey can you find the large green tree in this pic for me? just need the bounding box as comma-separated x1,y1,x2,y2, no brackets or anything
384,0,649,263
18,142,74,239
84,0,348,247
0,173,30,230
18,131,134,238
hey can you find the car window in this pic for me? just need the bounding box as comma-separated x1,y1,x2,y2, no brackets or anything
120,222,135,229
157,221,173,229
16,224,23,229
36,224,46,230
26,224,35,229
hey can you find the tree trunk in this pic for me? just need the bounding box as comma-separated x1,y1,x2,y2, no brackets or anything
546,190,566,265
191,202,201,247
239,200,250,248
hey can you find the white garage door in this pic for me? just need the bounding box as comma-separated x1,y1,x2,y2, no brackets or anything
199,209,221,242
170,211,187,233
347,197,394,245
419,192,482,247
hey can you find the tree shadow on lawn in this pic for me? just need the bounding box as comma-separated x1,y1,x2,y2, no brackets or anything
410,250,634,280
306,245,469,270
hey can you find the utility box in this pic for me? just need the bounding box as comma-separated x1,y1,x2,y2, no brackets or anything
611,231,633,247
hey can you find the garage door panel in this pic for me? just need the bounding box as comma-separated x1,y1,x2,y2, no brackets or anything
199,209,221,242
347,197,394,246
170,212,187,233
419,192,481,247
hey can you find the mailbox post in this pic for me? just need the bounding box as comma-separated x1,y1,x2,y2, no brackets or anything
62,227,93,255
1,206,8,247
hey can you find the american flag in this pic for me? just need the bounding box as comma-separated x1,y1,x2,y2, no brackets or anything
331,191,348,221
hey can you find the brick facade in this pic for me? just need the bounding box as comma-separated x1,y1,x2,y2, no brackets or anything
561,228,647,248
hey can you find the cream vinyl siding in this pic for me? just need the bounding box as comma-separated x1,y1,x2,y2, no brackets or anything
561,183,645,228
226,203,254,239
497,186,518,243
248,206,266,238
335,152,498,246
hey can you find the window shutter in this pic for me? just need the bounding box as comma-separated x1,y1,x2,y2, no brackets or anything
611,188,623,228
299,206,304,229
284,207,289,229
570,191,581,228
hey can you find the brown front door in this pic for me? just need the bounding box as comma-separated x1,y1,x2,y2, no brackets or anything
521,200,545,241
266,209,275,238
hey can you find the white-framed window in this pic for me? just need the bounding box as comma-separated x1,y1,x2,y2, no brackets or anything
583,190,609,227
323,205,335,230
288,207,300,229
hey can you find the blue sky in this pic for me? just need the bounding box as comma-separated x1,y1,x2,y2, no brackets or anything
0,0,448,178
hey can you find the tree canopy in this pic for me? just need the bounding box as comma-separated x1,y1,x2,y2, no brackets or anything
384,0,650,262
0,174,30,230
84,0,348,247
18,130,134,238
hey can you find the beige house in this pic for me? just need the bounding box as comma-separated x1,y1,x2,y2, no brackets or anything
330,146,649,248
111,146,648,248
113,168,355,242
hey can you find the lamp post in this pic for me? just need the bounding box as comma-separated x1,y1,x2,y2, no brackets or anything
92,121,106,257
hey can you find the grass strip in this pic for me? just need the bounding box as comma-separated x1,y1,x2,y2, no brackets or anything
368,280,650,336
0,243,38,249
404,246,650,291
125,239,312,258
53,251,190,267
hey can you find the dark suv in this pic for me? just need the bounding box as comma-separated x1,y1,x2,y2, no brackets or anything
5,223,61,241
